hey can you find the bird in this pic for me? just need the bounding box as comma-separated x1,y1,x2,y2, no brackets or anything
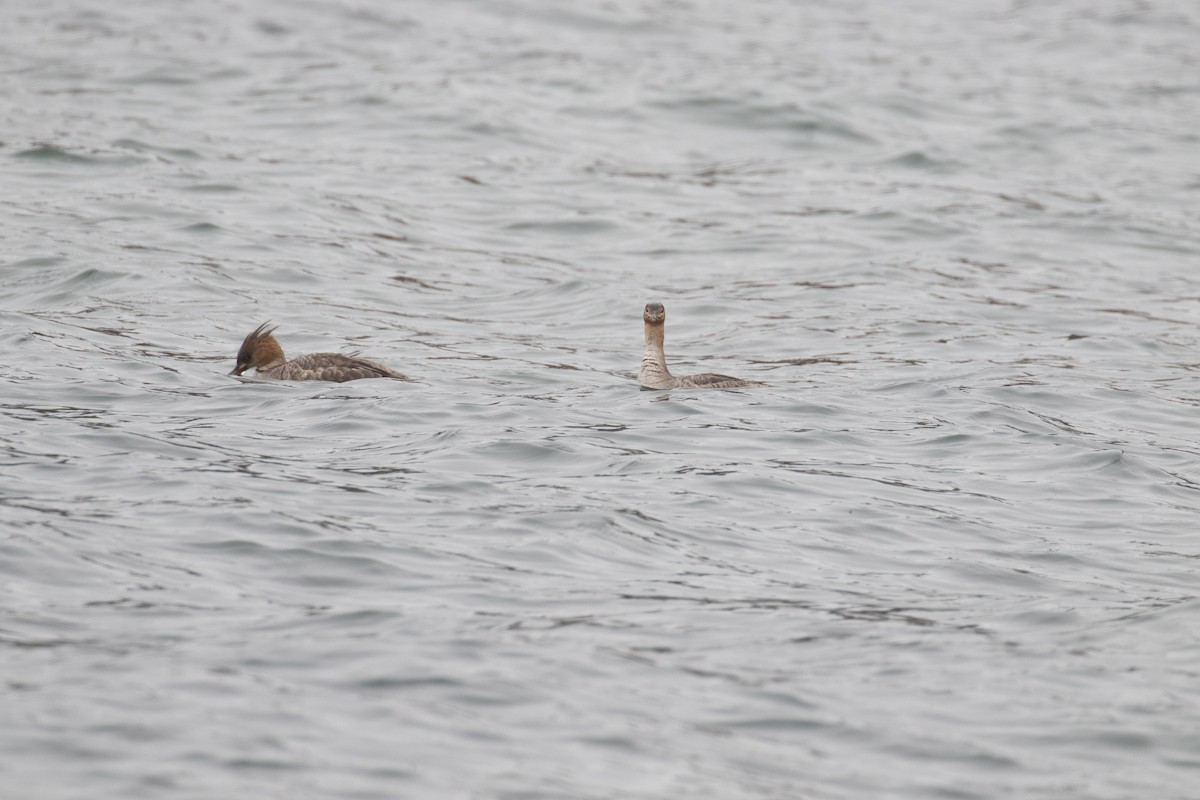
230,323,406,382
638,302,763,389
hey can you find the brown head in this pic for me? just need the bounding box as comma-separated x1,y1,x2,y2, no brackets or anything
643,301,666,326
230,322,285,376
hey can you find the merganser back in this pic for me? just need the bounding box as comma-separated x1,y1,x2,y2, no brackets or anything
230,323,406,382
638,302,764,390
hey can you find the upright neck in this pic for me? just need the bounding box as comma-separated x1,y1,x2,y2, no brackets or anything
639,323,672,386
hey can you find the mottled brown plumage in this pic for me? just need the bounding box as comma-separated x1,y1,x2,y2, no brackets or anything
638,302,763,390
230,322,406,382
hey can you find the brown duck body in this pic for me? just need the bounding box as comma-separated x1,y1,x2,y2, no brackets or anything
231,323,406,382
638,302,763,390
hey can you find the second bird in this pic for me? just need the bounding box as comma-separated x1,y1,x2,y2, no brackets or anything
638,302,764,390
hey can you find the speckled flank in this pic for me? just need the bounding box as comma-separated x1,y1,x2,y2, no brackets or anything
638,302,763,390
262,351,404,382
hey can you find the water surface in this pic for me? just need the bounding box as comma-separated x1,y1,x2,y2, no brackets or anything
3,1,1200,798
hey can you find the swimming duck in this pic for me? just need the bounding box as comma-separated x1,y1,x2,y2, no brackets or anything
230,323,406,382
638,302,763,390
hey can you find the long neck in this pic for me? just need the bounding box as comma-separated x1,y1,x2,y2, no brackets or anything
641,323,670,378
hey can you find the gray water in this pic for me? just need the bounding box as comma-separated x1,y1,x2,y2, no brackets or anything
3,1,1200,798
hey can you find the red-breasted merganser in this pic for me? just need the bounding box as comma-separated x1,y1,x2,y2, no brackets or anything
230,323,406,382
638,302,764,390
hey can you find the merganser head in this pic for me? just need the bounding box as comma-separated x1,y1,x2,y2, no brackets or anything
643,302,666,326
231,322,283,376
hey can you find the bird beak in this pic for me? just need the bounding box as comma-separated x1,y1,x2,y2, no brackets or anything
230,365,245,376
